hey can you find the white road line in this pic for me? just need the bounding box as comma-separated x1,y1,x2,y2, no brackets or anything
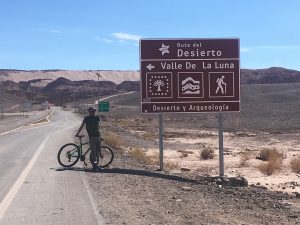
0,135,49,218
80,172,105,225
100,91,135,100
94,91,135,104
0,123,79,219
0,122,50,136
0,109,103,223
0,109,55,136
0,126,29,136
0,123,53,135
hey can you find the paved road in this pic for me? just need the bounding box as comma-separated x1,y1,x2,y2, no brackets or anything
0,110,50,134
0,107,104,225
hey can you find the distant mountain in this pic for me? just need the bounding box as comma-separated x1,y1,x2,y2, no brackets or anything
1,67,300,105
41,78,119,104
0,69,140,85
241,67,300,84
117,81,140,91
1,67,300,86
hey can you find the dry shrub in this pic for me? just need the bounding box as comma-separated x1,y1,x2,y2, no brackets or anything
195,166,215,174
178,150,193,158
146,154,159,165
200,146,215,160
164,161,180,170
129,148,148,163
257,148,285,161
239,152,252,167
164,132,181,139
142,131,156,140
258,157,283,176
128,148,179,170
180,153,189,158
103,132,125,148
257,148,284,175
177,150,194,154
129,148,159,165
291,155,300,174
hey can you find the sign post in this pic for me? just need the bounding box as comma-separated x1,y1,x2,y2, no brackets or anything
218,113,224,177
140,38,240,175
159,114,164,171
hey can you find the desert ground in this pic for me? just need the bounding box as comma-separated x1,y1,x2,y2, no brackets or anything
97,83,300,193
74,83,300,224
3,82,296,224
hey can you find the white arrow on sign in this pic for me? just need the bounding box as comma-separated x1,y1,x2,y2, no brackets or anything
146,64,155,70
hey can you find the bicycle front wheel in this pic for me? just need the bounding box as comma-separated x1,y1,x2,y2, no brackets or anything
98,145,114,168
57,143,80,167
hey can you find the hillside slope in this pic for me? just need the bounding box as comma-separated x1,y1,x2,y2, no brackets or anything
0,70,140,85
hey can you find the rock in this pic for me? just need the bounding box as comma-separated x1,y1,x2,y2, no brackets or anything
293,192,300,198
181,186,192,191
215,178,223,185
288,214,298,219
221,177,248,187
181,167,191,172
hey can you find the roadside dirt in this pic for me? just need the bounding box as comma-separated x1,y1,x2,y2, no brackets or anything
77,93,300,225
85,150,300,225
79,114,300,225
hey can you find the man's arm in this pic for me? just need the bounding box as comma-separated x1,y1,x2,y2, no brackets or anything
75,121,85,136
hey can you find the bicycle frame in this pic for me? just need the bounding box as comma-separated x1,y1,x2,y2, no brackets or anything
58,135,113,168
77,137,91,165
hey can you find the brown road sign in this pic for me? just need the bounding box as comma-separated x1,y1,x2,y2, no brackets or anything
140,38,240,114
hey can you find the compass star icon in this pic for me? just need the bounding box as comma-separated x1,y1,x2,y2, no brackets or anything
159,43,170,55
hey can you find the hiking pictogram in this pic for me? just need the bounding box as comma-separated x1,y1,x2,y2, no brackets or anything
209,72,234,98
215,76,227,94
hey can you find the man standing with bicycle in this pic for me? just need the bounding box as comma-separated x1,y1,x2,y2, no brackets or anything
75,106,101,171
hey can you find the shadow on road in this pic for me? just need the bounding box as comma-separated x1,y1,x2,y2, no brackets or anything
55,167,198,184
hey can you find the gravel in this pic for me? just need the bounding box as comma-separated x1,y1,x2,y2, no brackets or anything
84,151,300,225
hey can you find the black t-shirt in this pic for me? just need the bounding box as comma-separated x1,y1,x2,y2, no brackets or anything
83,115,100,137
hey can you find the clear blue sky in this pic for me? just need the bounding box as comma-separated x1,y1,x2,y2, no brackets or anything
1,0,300,70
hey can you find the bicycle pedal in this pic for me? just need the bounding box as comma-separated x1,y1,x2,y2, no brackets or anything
80,155,85,161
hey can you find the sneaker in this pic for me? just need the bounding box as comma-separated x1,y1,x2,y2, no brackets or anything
92,164,98,172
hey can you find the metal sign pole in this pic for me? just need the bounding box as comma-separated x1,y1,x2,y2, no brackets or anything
159,114,164,171
218,113,224,177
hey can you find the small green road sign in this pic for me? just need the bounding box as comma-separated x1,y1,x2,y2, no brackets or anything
98,101,110,112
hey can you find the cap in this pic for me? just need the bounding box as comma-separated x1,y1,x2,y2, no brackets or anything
88,106,96,112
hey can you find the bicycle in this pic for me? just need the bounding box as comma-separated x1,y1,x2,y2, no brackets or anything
57,135,114,168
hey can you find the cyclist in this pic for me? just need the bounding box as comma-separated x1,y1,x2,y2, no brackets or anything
75,106,101,171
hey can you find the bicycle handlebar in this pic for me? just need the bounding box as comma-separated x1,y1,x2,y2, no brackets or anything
76,134,104,141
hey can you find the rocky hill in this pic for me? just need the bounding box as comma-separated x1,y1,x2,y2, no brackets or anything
1,67,300,86
241,67,300,84
1,67,300,106
117,81,140,91
0,69,140,85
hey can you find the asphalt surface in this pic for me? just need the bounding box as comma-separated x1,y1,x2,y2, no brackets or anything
0,110,50,134
0,107,104,225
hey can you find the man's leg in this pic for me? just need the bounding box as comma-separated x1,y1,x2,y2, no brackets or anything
89,137,99,169
96,139,101,164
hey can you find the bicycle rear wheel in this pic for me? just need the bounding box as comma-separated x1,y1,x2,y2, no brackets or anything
57,143,80,167
98,145,114,168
